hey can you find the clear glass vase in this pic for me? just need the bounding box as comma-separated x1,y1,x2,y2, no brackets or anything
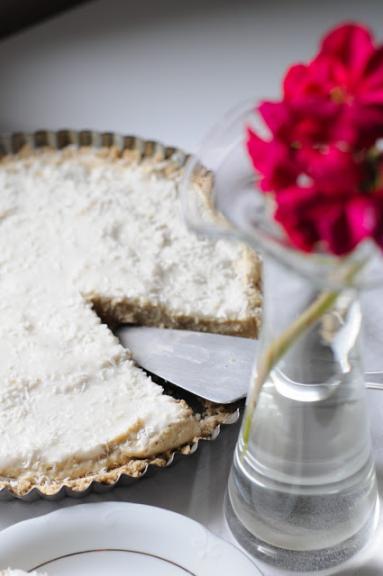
226,253,379,571
181,102,380,571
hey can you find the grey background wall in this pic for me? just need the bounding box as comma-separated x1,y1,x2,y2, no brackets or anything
0,0,89,39
1,0,383,152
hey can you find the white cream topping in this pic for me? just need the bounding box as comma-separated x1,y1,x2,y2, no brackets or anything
0,149,256,476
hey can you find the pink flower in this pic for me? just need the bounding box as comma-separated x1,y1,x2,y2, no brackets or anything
268,146,376,255
297,147,361,197
246,128,298,191
246,23,383,256
274,188,379,256
259,24,383,148
258,99,340,147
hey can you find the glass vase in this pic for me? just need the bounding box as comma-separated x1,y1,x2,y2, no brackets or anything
226,252,379,571
180,102,380,571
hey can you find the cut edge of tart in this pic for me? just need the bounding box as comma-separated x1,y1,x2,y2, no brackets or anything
0,131,261,499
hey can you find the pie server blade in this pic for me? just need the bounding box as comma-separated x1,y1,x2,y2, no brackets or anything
118,326,383,404
118,326,256,403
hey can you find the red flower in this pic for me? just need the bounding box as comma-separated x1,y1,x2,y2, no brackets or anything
246,128,298,192
297,147,362,197
268,145,378,255
258,99,340,146
259,24,383,149
246,23,383,256
274,187,379,256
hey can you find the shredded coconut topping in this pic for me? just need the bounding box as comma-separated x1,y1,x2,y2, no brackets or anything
0,148,259,478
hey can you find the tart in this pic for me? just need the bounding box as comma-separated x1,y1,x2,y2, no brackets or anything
0,132,261,497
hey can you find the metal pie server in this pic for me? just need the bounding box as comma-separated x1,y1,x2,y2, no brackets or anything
118,326,383,404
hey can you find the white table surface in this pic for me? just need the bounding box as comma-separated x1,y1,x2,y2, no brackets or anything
1,0,383,573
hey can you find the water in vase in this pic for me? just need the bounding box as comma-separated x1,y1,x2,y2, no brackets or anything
226,259,379,571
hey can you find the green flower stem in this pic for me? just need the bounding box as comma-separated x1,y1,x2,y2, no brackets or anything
241,261,364,454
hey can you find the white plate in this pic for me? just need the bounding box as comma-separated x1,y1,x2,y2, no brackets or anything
0,502,262,575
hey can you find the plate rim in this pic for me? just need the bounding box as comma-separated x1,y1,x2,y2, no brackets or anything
0,502,262,576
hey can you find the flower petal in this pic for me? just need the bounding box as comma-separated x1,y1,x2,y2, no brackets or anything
314,201,356,255
246,128,298,191
246,128,272,174
346,197,377,242
274,186,320,252
311,197,375,255
320,23,374,74
360,45,383,98
283,64,308,100
258,101,290,137
299,147,361,195
341,104,383,146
